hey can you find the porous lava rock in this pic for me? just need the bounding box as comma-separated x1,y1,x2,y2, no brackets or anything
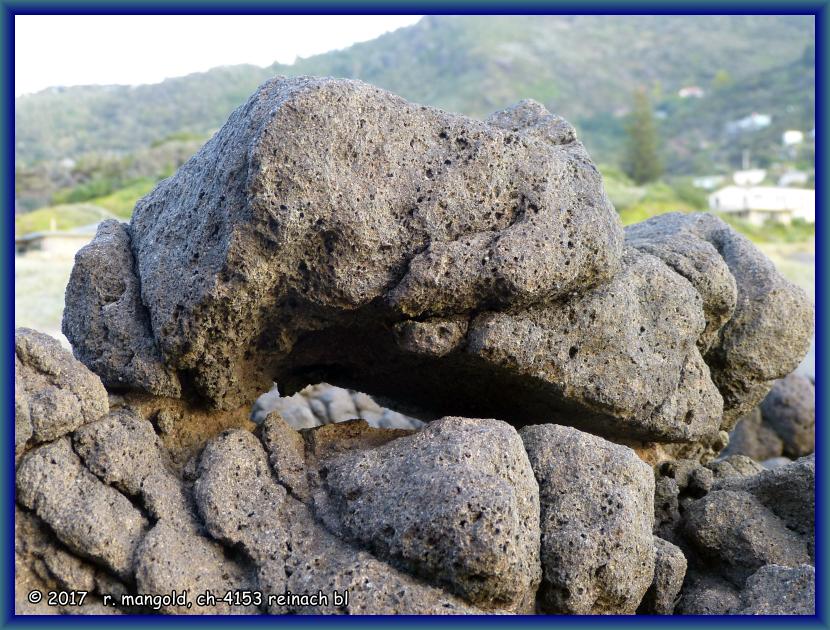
15,328,108,452
62,78,812,449
626,213,813,428
520,423,655,614
759,373,815,458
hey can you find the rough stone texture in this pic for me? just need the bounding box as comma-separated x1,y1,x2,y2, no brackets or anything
15,506,117,615
260,412,311,501
760,373,815,458
63,220,181,397
73,409,194,526
682,489,810,585
706,454,764,480
280,496,482,614
16,438,149,579
251,383,424,430
315,417,541,611
194,430,288,611
134,520,257,614
18,75,817,617
721,408,784,461
679,564,815,615
735,564,815,615
714,454,814,559
117,78,623,416
520,423,655,614
626,213,814,428
62,77,813,448
677,570,742,615
61,76,746,444
466,247,722,442
626,218,737,354
15,328,108,447
116,393,255,472
638,537,687,615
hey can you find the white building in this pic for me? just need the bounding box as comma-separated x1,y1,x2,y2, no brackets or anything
726,113,772,134
678,86,705,98
778,170,809,187
709,186,815,225
782,130,805,146
732,169,767,186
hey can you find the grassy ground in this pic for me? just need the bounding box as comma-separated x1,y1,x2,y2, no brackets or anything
14,178,157,236
14,203,115,236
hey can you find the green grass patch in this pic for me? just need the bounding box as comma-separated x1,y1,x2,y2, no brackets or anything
88,178,157,218
15,203,114,236
716,214,815,244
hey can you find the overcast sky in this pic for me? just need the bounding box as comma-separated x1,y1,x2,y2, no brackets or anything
15,15,423,96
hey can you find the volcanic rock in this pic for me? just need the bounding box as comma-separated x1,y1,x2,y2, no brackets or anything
520,423,655,614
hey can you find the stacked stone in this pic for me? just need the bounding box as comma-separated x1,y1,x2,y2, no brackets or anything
15,77,814,615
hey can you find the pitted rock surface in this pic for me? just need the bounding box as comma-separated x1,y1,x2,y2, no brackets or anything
15,328,108,449
73,409,194,526
681,489,810,585
314,417,541,611
759,373,815,458
17,74,816,617
62,77,813,449
466,247,722,442
626,213,813,428
520,423,655,614
279,496,482,614
121,79,622,415
194,430,288,611
134,521,257,614
16,438,149,579
735,564,815,615
638,536,687,615
62,220,181,397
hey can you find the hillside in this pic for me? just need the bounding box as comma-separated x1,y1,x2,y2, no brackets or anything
16,15,814,168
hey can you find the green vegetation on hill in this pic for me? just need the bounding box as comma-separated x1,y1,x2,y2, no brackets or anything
15,15,813,169
13,15,815,246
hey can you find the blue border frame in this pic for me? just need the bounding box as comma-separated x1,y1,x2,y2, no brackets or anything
2,2,826,627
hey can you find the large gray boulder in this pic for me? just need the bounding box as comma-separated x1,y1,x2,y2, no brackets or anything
123,78,624,416
520,423,655,614
626,213,813,428
15,328,108,451
315,417,541,611
64,76,734,444
61,77,813,447
760,373,815,458
735,564,815,615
